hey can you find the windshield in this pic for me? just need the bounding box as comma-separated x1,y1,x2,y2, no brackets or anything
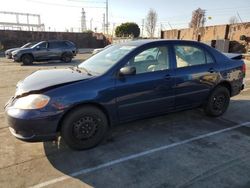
78,44,136,74
21,42,36,48
31,42,45,49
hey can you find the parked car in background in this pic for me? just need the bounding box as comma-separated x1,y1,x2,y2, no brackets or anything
12,40,78,65
92,44,112,55
5,42,37,59
134,47,158,61
5,40,245,150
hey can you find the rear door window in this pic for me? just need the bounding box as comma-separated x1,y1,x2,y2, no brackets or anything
49,42,63,49
38,42,47,49
174,45,213,68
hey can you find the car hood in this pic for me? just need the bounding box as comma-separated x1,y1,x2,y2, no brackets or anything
12,48,32,54
5,48,20,53
16,68,93,96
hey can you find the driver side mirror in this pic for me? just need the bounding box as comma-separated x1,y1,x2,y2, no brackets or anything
119,66,136,76
36,46,40,50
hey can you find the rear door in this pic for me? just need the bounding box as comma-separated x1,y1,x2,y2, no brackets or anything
115,45,175,121
48,41,63,59
173,44,219,108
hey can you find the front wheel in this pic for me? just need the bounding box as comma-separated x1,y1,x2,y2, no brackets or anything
204,86,230,117
61,106,109,150
21,54,33,65
61,53,72,63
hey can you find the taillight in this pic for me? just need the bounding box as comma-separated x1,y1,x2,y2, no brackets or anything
242,63,246,78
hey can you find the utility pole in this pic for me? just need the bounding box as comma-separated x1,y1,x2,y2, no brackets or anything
141,19,144,37
106,0,108,35
112,23,115,36
26,13,30,31
103,13,105,34
16,14,19,24
90,18,93,31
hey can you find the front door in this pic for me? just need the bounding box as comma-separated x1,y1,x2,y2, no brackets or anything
33,42,49,60
115,45,175,121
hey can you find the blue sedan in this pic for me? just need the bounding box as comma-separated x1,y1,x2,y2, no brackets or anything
4,40,245,150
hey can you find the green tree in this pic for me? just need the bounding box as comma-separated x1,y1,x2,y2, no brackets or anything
115,22,140,37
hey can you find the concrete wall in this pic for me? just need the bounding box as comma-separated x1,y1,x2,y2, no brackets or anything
162,29,179,39
162,22,250,53
200,25,228,41
164,24,228,41
179,28,194,40
228,23,250,41
228,23,250,53
0,30,107,50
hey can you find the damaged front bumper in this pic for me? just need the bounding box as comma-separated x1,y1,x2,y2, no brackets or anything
4,98,63,142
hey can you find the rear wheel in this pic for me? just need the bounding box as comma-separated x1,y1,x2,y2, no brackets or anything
61,53,72,63
61,106,109,150
204,86,230,117
21,54,33,65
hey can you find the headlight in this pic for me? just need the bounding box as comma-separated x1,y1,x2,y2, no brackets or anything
13,94,50,109
12,51,19,56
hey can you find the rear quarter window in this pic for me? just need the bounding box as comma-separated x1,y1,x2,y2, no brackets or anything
205,51,215,64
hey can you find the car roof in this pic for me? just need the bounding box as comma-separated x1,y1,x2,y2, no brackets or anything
113,39,229,63
38,40,72,43
120,39,201,47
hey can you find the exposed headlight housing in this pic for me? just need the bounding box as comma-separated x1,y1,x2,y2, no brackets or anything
13,94,50,109
12,50,20,56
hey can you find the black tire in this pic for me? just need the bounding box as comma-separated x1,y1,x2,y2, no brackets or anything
61,106,109,150
61,53,72,63
21,54,33,65
204,86,230,117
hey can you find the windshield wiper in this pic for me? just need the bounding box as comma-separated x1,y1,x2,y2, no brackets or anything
75,65,92,76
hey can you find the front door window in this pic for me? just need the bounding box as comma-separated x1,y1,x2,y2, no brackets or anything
128,46,169,74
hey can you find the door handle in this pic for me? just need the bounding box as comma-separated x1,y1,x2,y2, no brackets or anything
164,74,172,80
208,68,215,73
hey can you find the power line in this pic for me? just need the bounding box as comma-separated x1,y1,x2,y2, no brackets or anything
27,0,105,8
237,12,243,23
68,0,105,3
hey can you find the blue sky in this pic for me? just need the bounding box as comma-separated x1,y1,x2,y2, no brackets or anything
1,0,250,35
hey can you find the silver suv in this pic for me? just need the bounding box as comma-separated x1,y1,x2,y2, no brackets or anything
12,40,78,65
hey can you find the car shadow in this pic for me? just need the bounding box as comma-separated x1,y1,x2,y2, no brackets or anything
42,99,250,187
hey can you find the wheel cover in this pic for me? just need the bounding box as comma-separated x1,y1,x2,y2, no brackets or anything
23,56,31,64
65,57,70,62
212,93,226,112
63,55,71,62
73,115,98,140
